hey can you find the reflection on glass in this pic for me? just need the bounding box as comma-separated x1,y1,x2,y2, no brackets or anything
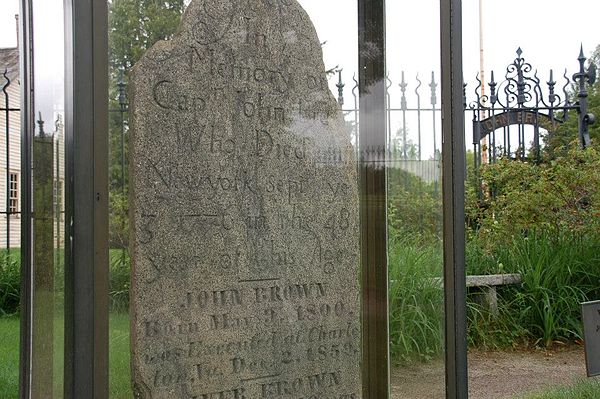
0,1,21,394
386,1,445,398
30,0,66,396
463,0,599,397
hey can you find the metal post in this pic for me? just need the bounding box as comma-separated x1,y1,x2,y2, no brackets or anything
478,0,488,165
440,0,468,398
359,0,389,397
63,0,109,397
18,0,34,397
353,74,359,152
5,71,11,251
431,72,439,195
400,72,408,159
574,46,596,149
32,118,54,399
416,74,423,161
118,67,127,272
54,119,61,275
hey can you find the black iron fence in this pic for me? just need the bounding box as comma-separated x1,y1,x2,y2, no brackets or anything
1,47,596,249
1,66,21,251
1,63,65,255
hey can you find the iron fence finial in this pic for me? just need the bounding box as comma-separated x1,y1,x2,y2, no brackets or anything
400,71,407,111
37,112,45,137
430,72,437,106
578,44,586,62
336,69,345,106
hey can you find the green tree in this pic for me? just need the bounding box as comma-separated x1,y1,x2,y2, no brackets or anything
108,0,184,247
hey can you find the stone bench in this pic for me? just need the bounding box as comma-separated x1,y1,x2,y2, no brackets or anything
430,273,522,314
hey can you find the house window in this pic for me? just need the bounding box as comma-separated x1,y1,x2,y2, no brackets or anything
53,179,63,214
8,172,18,214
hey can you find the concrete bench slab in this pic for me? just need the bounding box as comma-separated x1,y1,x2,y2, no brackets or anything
425,273,522,315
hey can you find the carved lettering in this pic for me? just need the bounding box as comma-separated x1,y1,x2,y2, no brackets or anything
238,91,286,123
259,371,340,398
184,289,244,309
254,283,327,304
210,313,251,330
209,49,292,92
152,80,207,116
190,388,246,399
255,130,309,161
144,320,200,338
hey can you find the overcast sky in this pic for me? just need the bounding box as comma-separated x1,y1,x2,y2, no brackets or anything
1,0,598,154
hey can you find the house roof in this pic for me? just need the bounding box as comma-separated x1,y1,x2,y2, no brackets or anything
0,47,20,85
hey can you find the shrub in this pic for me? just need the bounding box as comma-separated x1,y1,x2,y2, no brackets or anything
465,146,600,348
388,168,442,244
0,253,20,316
470,147,600,246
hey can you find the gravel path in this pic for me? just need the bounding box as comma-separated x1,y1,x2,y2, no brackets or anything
391,346,589,399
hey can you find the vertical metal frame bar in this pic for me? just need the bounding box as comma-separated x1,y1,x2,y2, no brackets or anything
440,0,468,398
19,0,34,397
358,0,389,397
63,0,109,397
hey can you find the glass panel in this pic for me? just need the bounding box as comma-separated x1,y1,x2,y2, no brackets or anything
108,1,364,397
385,2,445,398
463,0,600,397
0,2,21,395
32,0,65,396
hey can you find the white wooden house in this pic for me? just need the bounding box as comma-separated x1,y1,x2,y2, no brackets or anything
0,46,64,249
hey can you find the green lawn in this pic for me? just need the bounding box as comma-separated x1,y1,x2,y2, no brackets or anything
0,316,19,398
0,313,132,398
109,313,132,398
518,379,600,399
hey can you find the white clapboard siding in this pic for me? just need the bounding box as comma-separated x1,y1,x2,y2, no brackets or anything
0,74,66,249
0,79,22,248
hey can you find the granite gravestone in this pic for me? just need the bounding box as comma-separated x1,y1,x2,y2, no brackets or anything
130,0,360,397
581,300,600,377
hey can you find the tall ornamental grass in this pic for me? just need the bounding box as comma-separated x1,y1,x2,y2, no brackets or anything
388,228,444,363
467,232,600,348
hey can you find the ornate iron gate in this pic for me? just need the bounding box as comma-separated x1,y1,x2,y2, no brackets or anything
467,47,596,170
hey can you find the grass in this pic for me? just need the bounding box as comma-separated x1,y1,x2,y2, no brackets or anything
109,313,132,398
466,232,600,349
0,313,132,398
517,378,600,399
387,229,600,359
0,316,19,398
388,228,444,364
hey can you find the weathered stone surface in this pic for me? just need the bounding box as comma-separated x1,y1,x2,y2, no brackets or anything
129,1,360,398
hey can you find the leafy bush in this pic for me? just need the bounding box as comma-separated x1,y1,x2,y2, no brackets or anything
0,253,20,316
469,146,600,246
464,146,600,347
388,168,442,243
0,249,130,315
